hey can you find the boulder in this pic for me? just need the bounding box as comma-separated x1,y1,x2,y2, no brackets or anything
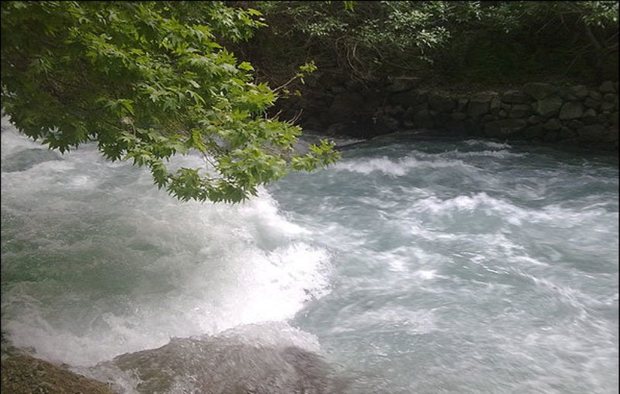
528,115,542,124
384,105,404,115
535,96,563,117
522,82,557,100
328,91,365,121
557,86,577,101
489,96,502,111
467,100,490,119
502,90,531,104
390,90,424,107
457,98,469,112
610,111,619,128
509,104,532,118
484,118,527,137
326,122,350,135
481,114,495,123
375,116,400,132
543,118,562,130
584,97,601,109
582,108,598,123
386,77,420,93
428,94,456,113
577,124,608,140
558,101,583,120
543,130,560,142
521,124,545,139
570,85,589,98
414,109,434,128
589,90,602,100
601,100,616,112
434,112,452,127
450,112,467,121
566,120,584,130
599,80,615,93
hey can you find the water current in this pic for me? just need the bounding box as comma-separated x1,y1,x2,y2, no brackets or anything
1,117,618,393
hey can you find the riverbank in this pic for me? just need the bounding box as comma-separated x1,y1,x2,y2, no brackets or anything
275,77,619,150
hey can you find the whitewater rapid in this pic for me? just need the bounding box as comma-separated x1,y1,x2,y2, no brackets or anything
2,118,618,393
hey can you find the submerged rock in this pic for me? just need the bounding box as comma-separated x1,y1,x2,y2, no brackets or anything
91,323,349,394
1,353,114,394
2,148,62,172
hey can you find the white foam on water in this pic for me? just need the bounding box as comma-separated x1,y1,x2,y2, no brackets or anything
463,139,512,149
332,155,477,176
1,124,332,367
411,148,525,159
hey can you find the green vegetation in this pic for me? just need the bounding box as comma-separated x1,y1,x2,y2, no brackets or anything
2,1,617,203
1,1,338,203
248,1,618,85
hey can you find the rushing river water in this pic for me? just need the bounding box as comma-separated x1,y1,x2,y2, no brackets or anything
1,117,618,393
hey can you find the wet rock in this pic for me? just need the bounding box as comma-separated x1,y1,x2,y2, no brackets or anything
457,98,469,112
489,96,502,111
535,96,563,117
559,101,583,120
101,324,348,394
428,94,456,113
389,90,419,107
484,118,527,137
589,90,602,100
413,109,435,128
578,124,608,140
2,148,62,172
328,91,365,121
566,120,584,130
502,90,530,104
599,80,615,93
450,112,468,121
386,77,420,93
543,130,560,142
543,118,561,130
481,114,495,123
326,122,350,135
522,82,557,100
610,111,619,128
601,101,616,112
1,353,113,394
570,85,589,98
467,99,490,119
509,104,532,118
557,86,577,101
584,97,601,109
522,124,545,138
375,115,400,132
528,115,542,124
582,108,598,123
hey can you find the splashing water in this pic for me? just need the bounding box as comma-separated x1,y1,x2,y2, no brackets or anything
2,118,618,393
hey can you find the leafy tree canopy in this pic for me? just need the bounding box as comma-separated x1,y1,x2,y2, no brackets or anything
253,1,618,84
1,1,339,203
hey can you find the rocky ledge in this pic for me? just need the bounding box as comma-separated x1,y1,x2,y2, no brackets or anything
1,352,114,394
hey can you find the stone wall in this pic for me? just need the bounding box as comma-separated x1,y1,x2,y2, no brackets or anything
297,79,619,149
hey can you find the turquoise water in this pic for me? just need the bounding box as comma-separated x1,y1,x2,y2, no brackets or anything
2,118,618,393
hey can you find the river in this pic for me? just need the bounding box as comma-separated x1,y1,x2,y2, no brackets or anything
1,117,618,393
